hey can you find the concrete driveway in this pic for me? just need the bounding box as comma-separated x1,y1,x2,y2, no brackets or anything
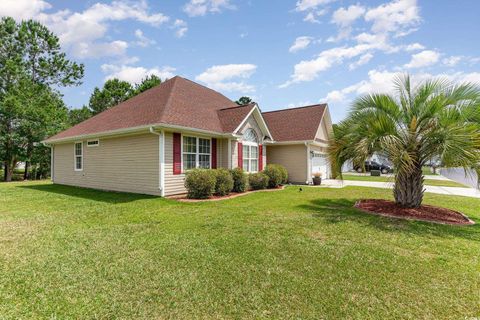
322,179,480,198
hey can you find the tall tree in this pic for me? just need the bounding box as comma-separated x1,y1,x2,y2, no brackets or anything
68,106,92,126
329,75,480,208
88,79,133,115
134,74,162,95
235,96,253,105
0,17,84,181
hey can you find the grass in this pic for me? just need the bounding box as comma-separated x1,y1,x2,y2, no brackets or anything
340,173,467,187
0,181,479,319
422,166,439,175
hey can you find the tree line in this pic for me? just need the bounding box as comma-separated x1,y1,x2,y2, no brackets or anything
0,17,163,182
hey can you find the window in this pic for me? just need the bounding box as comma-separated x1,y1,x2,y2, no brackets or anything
87,139,99,147
182,136,211,171
242,129,259,173
74,142,83,171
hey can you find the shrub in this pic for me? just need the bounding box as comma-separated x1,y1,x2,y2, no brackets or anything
230,167,248,193
214,168,234,196
263,164,285,188
248,172,269,190
276,164,288,184
184,169,216,199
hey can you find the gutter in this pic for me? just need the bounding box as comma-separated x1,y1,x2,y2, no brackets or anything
149,127,165,197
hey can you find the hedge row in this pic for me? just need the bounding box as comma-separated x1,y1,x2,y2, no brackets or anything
184,164,288,199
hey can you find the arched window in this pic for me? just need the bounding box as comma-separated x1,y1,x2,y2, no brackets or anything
242,129,259,172
243,128,258,143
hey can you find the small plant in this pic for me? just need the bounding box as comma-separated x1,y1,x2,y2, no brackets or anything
277,164,288,184
230,167,248,193
313,172,322,178
263,164,284,188
249,172,269,190
214,168,234,196
184,169,216,199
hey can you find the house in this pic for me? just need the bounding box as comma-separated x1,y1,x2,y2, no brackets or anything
44,76,333,196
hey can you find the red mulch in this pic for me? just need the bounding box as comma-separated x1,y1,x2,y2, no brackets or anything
355,199,475,225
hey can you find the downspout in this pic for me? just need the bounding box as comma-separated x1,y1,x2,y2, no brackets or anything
149,127,165,196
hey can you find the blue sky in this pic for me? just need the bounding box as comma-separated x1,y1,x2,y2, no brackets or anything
1,0,479,122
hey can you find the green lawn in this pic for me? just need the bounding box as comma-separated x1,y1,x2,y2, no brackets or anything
422,166,439,175
340,173,467,187
0,181,479,319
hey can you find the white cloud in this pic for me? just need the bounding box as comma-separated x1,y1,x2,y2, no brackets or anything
332,4,365,27
281,43,381,87
134,29,156,47
173,19,188,38
349,53,373,70
442,56,462,67
364,0,420,37
195,64,257,93
295,0,335,12
183,0,235,17
289,36,314,53
404,43,425,52
0,0,51,20
404,50,440,68
102,64,176,84
296,0,332,23
4,0,170,59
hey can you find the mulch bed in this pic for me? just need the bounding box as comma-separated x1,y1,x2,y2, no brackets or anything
171,185,285,202
355,199,475,225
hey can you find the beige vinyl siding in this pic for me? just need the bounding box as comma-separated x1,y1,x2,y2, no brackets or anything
53,133,160,195
218,138,229,169
232,141,239,168
266,144,307,183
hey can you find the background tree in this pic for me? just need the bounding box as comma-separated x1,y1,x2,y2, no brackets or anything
68,106,92,126
0,17,83,181
134,74,162,95
235,96,253,105
88,79,133,115
329,75,480,208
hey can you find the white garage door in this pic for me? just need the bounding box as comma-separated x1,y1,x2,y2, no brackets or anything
311,152,329,179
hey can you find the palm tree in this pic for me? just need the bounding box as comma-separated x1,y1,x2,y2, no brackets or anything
330,74,480,208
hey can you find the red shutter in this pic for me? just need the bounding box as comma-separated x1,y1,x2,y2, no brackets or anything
259,144,263,171
173,133,181,174
238,142,243,168
211,138,217,169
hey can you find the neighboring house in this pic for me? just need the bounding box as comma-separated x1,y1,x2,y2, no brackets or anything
44,76,333,196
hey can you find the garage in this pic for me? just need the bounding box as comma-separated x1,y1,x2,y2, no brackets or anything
311,152,330,179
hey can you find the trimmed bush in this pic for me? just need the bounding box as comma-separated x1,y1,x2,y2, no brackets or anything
248,172,269,190
214,168,234,196
184,169,216,199
276,164,288,184
230,167,248,193
263,164,285,188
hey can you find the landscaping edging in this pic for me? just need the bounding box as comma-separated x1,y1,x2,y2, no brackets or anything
354,199,475,225
170,185,286,202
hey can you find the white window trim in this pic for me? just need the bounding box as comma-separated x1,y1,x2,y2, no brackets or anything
242,141,259,173
181,134,212,173
74,141,83,172
87,139,100,147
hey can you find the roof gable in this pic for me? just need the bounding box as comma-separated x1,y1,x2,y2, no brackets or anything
262,104,327,142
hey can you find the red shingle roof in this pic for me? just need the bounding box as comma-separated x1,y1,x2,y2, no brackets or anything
46,76,238,142
262,104,327,142
217,103,255,132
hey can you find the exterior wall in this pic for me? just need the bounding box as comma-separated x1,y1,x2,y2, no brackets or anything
266,144,308,183
53,133,161,195
233,113,267,170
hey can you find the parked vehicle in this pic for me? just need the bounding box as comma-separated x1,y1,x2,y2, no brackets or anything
354,161,392,174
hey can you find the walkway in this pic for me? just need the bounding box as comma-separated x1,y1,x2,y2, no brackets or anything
321,179,480,198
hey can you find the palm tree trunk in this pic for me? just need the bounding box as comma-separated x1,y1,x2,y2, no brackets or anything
393,166,424,208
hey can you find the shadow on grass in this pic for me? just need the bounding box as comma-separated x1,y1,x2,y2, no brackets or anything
298,198,480,242
19,183,155,204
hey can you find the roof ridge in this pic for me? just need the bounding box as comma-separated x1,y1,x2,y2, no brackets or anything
218,103,254,111
161,76,179,120
262,103,327,114
177,76,235,104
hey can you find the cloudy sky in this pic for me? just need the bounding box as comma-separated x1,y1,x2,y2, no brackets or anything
1,0,479,122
